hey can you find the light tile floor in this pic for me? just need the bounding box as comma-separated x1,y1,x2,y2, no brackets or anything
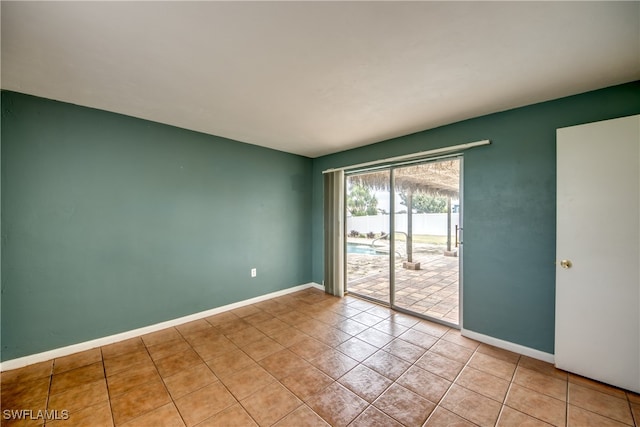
348,254,459,323
1,288,638,427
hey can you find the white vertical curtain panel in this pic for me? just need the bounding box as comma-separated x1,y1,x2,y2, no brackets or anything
323,170,345,297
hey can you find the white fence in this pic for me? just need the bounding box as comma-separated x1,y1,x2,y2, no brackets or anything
347,213,459,236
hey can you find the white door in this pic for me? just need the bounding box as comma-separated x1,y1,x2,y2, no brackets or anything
556,114,640,393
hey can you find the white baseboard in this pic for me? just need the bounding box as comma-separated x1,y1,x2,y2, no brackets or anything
461,328,555,364
309,282,324,291
0,282,322,372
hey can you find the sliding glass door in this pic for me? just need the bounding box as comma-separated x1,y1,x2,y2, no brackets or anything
345,157,462,326
345,171,391,304
391,159,461,324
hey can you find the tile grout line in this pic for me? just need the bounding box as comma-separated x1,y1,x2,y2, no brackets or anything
108,339,165,426
289,301,385,425
499,355,568,427
370,304,638,426
368,331,439,427
329,303,396,424
346,308,394,423
348,296,574,426
230,346,278,427
422,333,564,427
173,320,262,427
276,295,374,425
99,347,117,427
567,377,638,426
495,353,523,427
203,311,324,426
513,364,638,427
42,360,54,427
336,306,463,426
350,303,463,426
143,333,191,427
105,331,194,426
625,390,638,427
424,335,482,426
565,370,570,427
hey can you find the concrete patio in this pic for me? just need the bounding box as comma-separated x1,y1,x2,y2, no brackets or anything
346,240,459,324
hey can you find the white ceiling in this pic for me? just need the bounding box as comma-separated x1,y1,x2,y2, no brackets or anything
2,2,639,158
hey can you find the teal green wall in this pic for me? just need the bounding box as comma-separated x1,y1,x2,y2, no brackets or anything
311,82,640,354
3,83,639,361
1,91,312,361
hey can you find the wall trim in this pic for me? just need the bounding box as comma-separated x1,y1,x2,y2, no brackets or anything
0,282,322,372
309,282,324,291
461,328,555,364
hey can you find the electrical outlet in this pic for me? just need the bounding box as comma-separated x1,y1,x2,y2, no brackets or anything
251,268,257,278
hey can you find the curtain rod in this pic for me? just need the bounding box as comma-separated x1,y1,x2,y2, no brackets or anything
322,139,490,174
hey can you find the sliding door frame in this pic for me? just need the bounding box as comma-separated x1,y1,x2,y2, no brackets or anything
343,168,392,305
344,154,464,329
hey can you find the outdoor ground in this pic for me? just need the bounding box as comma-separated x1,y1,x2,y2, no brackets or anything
347,237,459,324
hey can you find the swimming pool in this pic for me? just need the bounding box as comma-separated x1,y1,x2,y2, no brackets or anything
346,243,387,256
